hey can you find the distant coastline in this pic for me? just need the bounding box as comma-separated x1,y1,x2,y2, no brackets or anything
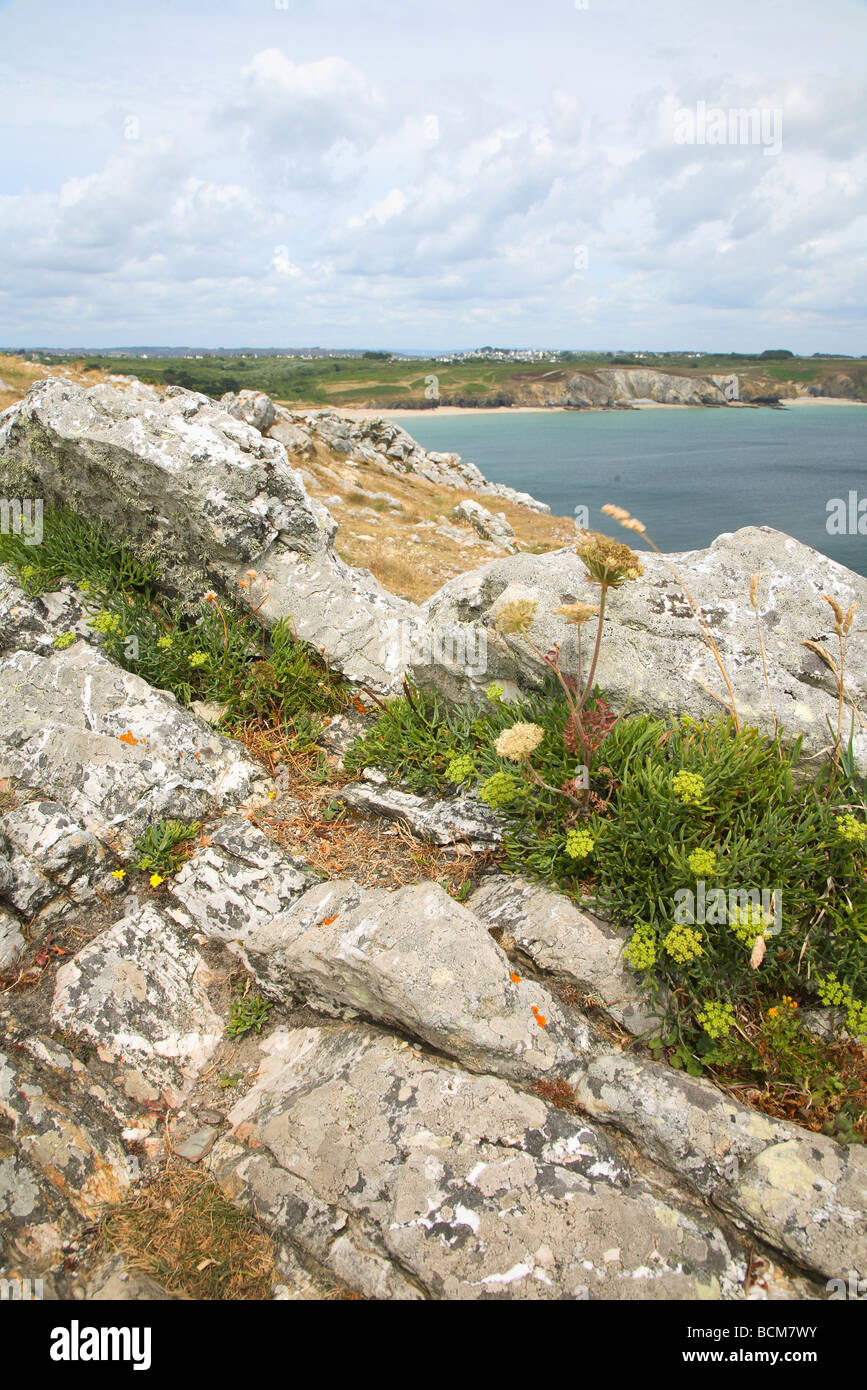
316,397,867,421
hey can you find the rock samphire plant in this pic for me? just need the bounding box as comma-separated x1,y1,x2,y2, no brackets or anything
347,512,867,1138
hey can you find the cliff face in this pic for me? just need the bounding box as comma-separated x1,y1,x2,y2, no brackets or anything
498,364,867,407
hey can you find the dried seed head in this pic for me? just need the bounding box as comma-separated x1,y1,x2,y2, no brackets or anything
749,573,759,608
822,593,844,630
844,603,857,635
554,601,600,626
494,598,539,635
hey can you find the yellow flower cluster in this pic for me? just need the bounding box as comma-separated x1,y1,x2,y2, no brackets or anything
730,903,770,948
662,923,704,964
687,847,717,877
836,813,866,845
564,828,595,860
696,1000,735,1039
672,770,706,806
624,922,657,970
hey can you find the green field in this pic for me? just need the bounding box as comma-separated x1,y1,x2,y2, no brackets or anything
24,350,867,408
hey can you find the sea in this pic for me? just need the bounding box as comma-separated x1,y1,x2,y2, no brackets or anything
391,404,867,579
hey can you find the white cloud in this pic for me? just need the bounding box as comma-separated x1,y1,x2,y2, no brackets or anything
0,0,865,348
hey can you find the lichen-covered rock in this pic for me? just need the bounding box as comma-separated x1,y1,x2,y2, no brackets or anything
0,799,124,926
0,384,526,697
209,1024,750,1300
219,389,277,434
424,527,867,770
0,645,271,851
235,878,592,1082
50,903,223,1105
0,1029,138,1272
0,567,88,655
0,906,24,970
570,1051,867,1281
453,499,516,552
340,778,503,850
0,378,330,605
272,408,550,511
166,816,315,945
468,875,659,1036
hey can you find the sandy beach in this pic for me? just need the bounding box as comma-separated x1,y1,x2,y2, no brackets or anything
291,397,866,421
777,396,867,406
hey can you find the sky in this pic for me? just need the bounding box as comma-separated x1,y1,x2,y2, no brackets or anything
0,0,865,352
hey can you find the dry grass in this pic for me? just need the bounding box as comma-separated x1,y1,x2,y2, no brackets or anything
711,1039,867,1144
0,777,18,816
97,1161,279,1300
297,440,575,602
0,353,113,413
250,755,499,894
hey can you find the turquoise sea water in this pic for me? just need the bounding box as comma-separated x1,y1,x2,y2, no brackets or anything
391,405,867,578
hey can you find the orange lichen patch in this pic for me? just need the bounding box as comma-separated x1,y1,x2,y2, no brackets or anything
320,915,339,927
118,731,139,746
531,1005,547,1029
510,971,522,983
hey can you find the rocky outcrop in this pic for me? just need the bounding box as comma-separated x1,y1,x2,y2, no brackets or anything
51,902,224,1106
0,379,332,607
165,816,316,945
1,1030,139,1274
241,400,550,512
228,878,594,1084
0,382,500,700
0,642,272,851
452,498,516,552
6,381,865,761
209,1024,756,1301
424,527,867,773
0,377,863,1301
468,875,658,1037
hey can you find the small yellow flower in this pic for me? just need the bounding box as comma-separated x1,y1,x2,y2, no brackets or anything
149,873,164,888
111,868,126,880
268,791,276,799
767,1007,778,1018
